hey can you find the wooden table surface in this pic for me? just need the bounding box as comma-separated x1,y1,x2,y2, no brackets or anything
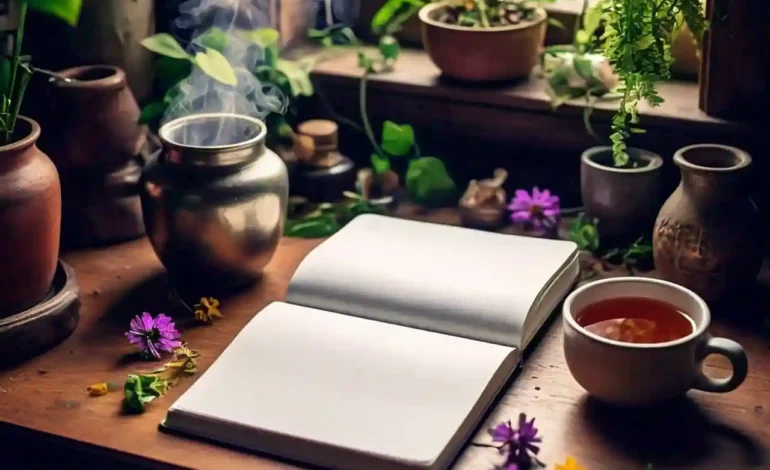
2,209,770,470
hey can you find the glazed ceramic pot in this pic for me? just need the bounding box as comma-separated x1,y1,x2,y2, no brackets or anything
653,144,762,303
419,1,547,82
0,117,62,317
141,113,289,291
42,65,145,174
581,146,663,244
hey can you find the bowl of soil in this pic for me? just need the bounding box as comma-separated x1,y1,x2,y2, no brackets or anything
419,0,547,82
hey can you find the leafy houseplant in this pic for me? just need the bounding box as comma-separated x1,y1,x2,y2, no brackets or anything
419,0,552,81
593,0,706,166
0,0,82,144
140,28,312,146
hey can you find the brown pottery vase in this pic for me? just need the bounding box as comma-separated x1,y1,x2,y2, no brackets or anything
42,65,145,174
0,117,62,317
653,144,762,303
581,146,663,244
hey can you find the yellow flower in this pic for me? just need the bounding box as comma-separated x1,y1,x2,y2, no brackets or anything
194,297,223,323
555,457,585,470
87,383,109,397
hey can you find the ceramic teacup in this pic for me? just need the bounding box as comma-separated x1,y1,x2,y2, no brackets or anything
563,277,748,406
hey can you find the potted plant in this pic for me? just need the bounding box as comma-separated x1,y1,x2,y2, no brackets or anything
419,0,549,81
0,0,82,316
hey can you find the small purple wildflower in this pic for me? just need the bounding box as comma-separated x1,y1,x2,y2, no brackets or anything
488,413,542,470
508,187,560,233
125,312,182,359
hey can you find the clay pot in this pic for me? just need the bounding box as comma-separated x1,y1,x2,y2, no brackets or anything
653,145,762,303
0,117,62,317
42,65,145,174
581,146,663,244
419,1,547,82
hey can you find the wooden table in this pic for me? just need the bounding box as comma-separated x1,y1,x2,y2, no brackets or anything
2,211,770,470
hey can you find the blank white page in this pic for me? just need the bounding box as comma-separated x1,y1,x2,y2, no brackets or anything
287,214,577,348
166,302,516,467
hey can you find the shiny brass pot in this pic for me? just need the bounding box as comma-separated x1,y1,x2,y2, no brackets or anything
141,113,289,290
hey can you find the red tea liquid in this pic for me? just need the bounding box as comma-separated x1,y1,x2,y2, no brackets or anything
576,297,694,344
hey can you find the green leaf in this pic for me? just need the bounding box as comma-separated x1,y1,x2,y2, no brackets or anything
569,214,600,253
240,28,280,47
371,153,391,173
575,30,590,45
405,157,456,207
635,35,656,50
581,3,603,38
141,33,190,60
380,121,414,156
122,374,168,414
139,101,168,125
198,27,229,53
378,35,401,61
154,56,192,92
285,216,340,238
27,0,83,26
371,0,405,33
573,56,595,82
194,48,237,86
275,59,314,97
357,52,375,70
547,17,565,30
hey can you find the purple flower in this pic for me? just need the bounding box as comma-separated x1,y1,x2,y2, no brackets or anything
488,413,542,470
508,187,560,230
125,312,182,359
491,420,516,443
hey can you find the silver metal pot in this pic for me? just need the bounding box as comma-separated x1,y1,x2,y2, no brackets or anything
141,113,289,290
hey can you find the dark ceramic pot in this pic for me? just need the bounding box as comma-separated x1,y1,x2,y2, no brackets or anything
0,117,61,317
42,65,145,174
653,144,762,303
581,146,663,244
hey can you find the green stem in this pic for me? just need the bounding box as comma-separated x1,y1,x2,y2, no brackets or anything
476,0,491,27
574,0,589,48
316,87,365,134
359,70,384,157
6,0,27,143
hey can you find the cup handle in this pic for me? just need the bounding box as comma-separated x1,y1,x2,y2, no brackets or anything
692,336,748,393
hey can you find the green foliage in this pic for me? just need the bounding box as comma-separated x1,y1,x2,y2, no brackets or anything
0,0,82,144
285,200,381,238
595,0,707,166
604,236,653,268
141,33,189,59
27,0,83,26
568,214,600,253
381,121,414,156
122,374,169,414
406,157,456,207
371,0,428,35
307,24,360,46
193,48,237,85
355,35,456,208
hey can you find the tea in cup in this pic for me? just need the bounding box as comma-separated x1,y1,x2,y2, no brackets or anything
563,277,748,406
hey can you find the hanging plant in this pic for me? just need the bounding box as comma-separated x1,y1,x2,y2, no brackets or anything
595,0,706,166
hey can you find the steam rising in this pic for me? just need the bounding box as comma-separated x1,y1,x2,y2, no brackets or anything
162,0,289,147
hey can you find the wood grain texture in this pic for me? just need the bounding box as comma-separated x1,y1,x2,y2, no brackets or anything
1,210,770,470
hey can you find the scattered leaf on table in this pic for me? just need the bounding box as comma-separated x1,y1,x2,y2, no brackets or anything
87,383,109,397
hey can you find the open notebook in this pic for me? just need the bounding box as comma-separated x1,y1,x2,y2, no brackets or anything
163,215,579,469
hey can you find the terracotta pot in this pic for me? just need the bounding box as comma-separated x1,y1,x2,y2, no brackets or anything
419,2,547,82
653,145,762,303
580,146,663,243
0,117,62,317
42,65,145,174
